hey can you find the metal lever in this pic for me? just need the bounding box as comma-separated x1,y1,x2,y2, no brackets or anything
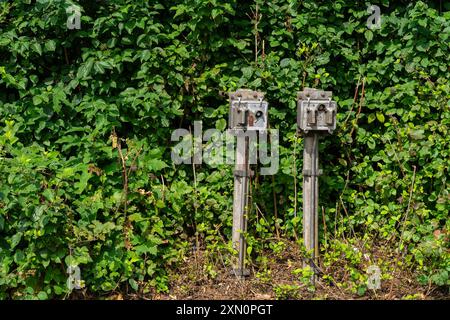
326,109,334,125
307,109,316,124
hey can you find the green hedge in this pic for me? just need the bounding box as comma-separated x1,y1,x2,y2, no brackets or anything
0,0,449,298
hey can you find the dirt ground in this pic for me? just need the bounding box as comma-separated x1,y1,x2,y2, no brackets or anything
72,239,447,300
150,240,448,300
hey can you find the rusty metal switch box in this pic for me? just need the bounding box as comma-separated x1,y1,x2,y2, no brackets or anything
229,89,268,131
297,88,337,134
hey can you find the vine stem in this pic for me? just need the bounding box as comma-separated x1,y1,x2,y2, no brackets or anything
254,3,260,64
388,165,417,298
348,77,365,138
271,175,280,239
342,76,361,128
398,165,417,253
189,126,200,252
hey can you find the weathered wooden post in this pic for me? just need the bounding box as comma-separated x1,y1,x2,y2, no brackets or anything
297,88,337,281
229,89,268,279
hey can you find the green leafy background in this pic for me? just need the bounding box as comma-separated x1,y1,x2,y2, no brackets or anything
0,0,449,299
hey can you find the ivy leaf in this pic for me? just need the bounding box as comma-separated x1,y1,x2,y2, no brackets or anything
211,9,222,19
135,244,157,255
357,285,367,296
42,189,54,202
367,137,376,149
364,30,373,42
147,159,168,172
10,232,22,249
409,129,425,140
44,40,56,52
242,66,253,79
74,170,92,194
33,96,43,106
215,118,227,131
129,279,138,291
77,59,94,79
280,58,290,68
31,43,42,56
37,291,48,300
250,78,261,88
376,112,385,123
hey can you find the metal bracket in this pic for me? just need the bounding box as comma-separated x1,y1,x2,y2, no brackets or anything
234,169,254,177
303,169,323,177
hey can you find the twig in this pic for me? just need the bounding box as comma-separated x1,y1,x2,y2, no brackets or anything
254,4,260,64
342,77,361,128
388,165,417,298
386,136,406,178
398,165,417,253
321,206,328,246
339,196,356,239
247,2,262,65
335,170,350,240
348,78,365,138
271,175,280,239
126,145,143,177
261,39,265,61
255,204,269,226
334,201,338,239
310,260,345,296
189,126,200,251
160,174,166,202
116,138,128,216
64,47,69,65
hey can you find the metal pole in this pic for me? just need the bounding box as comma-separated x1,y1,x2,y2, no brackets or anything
303,133,319,280
297,88,337,284
229,89,268,279
314,134,319,266
232,133,250,278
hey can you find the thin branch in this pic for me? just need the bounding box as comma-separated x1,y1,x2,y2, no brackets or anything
349,77,365,138
322,206,328,246
342,76,361,128
385,136,406,178
271,175,280,239
388,165,417,298
398,165,417,253
117,138,128,216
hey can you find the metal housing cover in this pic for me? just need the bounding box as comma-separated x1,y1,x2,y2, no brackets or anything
229,89,268,131
297,88,337,134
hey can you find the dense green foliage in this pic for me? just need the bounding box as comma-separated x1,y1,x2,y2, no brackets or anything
0,0,449,299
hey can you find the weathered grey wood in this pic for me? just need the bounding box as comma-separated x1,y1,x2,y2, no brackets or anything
298,88,337,284
229,89,269,279
303,134,319,281
303,135,313,255
232,134,249,278
314,134,319,265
